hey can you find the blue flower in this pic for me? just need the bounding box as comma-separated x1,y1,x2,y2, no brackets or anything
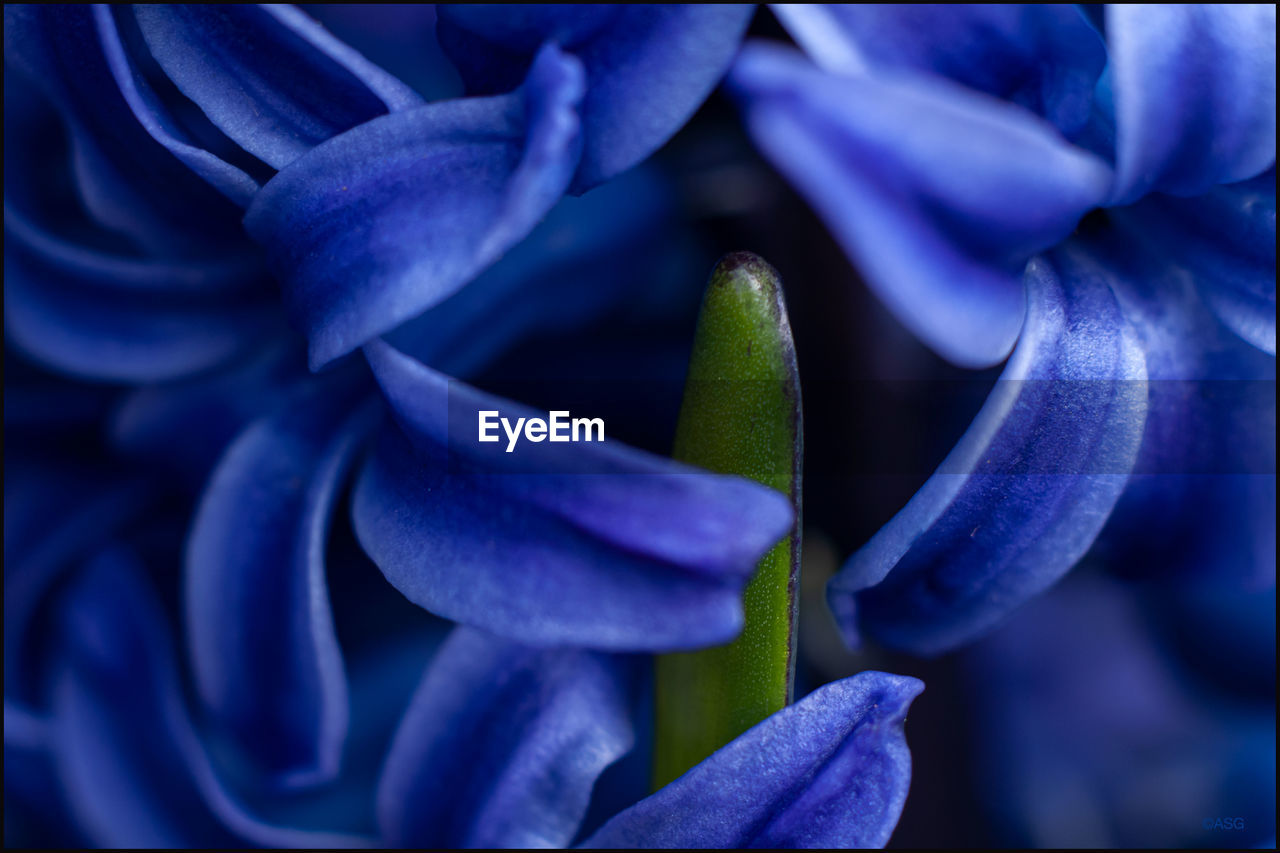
730,4,1276,654
5,5,925,849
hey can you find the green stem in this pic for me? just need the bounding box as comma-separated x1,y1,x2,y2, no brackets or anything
652,252,803,790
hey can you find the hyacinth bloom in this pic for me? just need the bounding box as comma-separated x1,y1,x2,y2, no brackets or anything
730,4,1276,654
4,3,1275,850
4,4,922,848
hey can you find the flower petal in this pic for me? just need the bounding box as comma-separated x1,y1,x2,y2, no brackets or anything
185,372,379,787
91,6,261,206
351,339,794,651
3,5,249,254
243,43,584,369
582,671,923,849
51,548,373,848
1120,170,1276,355
437,4,755,192
1081,219,1276,587
1107,4,1277,204
376,626,634,848
133,4,423,170
772,4,1106,137
829,242,1148,655
729,44,1111,368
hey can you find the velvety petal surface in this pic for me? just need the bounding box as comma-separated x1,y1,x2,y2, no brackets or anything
1107,4,1277,204
729,44,1112,368
244,44,585,369
377,626,634,847
772,4,1105,137
351,339,794,651
437,4,755,192
829,243,1148,655
51,548,373,848
134,4,422,171
583,671,923,848
185,372,380,787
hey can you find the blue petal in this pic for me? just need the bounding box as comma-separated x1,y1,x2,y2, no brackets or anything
582,671,923,848
3,225,280,382
829,243,1148,655
1081,219,1276,587
351,339,794,651
243,43,585,369
92,6,261,207
385,165,692,379
772,4,1106,137
133,5,423,170
1107,4,1277,204
3,5,249,254
437,4,755,192
185,372,379,788
729,44,1112,368
51,548,374,847
376,626,634,847
1120,170,1276,355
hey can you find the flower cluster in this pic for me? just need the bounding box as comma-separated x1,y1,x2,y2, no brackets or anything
4,4,1275,850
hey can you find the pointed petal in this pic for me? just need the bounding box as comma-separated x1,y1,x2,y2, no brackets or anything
773,4,1105,137
1107,4,1276,203
377,627,634,847
729,44,1111,368
185,374,379,786
243,44,584,369
829,242,1148,655
437,4,755,192
351,339,794,651
583,671,922,849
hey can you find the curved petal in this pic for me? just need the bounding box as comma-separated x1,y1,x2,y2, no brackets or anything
185,373,379,787
1080,219,1276,587
1119,170,1276,355
92,5,260,207
3,5,248,254
351,339,794,651
134,5,422,171
829,243,1148,655
1107,4,1277,204
243,43,584,369
583,671,922,848
729,44,1112,368
437,4,754,192
377,626,634,848
51,548,373,848
385,165,690,379
772,4,1105,137
4,463,153,707
3,229,279,382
